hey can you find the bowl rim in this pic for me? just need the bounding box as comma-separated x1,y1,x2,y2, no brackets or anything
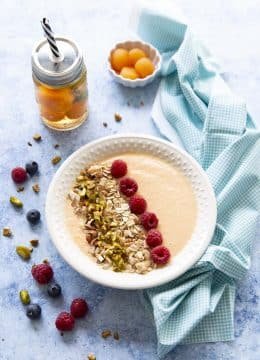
108,39,162,83
45,134,217,290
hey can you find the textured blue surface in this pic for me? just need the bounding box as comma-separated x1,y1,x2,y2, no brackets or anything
0,1,259,359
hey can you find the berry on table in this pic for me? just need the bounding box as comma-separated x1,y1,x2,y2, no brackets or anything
26,209,41,224
31,263,53,284
129,195,147,215
140,212,159,230
25,161,39,177
111,159,127,178
11,167,27,183
119,177,138,197
70,298,88,318
26,304,41,319
55,312,75,331
151,246,171,265
146,229,163,248
47,283,62,298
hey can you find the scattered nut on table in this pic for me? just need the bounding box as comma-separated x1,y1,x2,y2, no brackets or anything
101,329,112,339
30,239,39,247
33,133,42,141
2,227,12,237
32,183,40,193
52,156,61,165
114,112,122,122
87,353,96,360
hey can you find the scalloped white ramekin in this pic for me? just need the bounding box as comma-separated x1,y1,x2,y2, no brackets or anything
108,40,162,88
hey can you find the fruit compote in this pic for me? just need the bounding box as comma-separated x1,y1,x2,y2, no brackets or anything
34,70,88,130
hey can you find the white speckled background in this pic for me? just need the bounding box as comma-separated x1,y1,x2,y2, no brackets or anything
0,0,259,359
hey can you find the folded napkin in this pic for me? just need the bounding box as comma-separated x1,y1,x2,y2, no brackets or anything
133,2,260,358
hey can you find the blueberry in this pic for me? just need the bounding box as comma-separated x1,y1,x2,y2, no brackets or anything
25,161,38,177
26,209,41,224
47,283,62,298
26,304,41,319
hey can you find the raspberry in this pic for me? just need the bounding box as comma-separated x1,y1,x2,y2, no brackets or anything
146,229,163,247
111,160,127,178
119,178,138,197
11,167,27,183
31,263,53,284
140,212,158,230
70,298,89,318
55,312,75,331
151,246,171,265
129,195,147,215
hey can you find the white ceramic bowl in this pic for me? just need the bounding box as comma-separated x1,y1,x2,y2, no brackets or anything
108,40,162,87
46,135,217,289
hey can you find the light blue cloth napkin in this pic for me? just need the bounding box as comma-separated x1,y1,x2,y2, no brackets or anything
134,2,260,358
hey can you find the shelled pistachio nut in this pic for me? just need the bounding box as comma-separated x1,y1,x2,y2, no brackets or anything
16,245,31,260
10,196,23,208
19,290,31,305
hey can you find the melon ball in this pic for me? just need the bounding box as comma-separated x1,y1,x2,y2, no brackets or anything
120,67,139,80
128,48,147,66
135,58,155,78
111,48,129,72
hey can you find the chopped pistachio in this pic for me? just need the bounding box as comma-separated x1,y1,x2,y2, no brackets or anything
101,330,112,339
17,186,24,193
113,331,120,340
52,156,61,165
19,290,31,305
30,239,39,247
32,183,40,193
114,112,122,122
88,354,96,360
10,196,23,208
33,133,42,141
2,227,12,237
16,245,31,260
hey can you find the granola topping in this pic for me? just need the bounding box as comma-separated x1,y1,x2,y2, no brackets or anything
68,162,155,274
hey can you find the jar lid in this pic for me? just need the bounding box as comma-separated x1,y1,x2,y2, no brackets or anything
32,37,84,86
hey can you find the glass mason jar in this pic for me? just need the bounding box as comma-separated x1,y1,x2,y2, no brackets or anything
32,37,88,131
